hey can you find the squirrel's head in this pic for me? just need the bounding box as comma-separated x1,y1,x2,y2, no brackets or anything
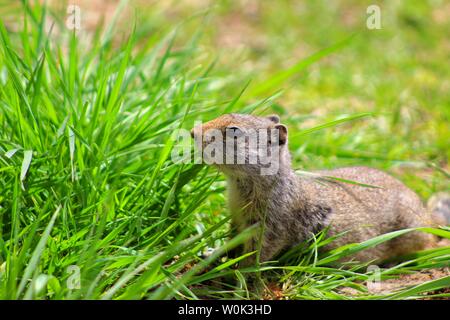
191,113,290,177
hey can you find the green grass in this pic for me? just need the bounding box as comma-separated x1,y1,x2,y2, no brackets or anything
0,1,449,299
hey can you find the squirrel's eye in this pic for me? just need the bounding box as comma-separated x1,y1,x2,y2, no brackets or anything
226,126,242,137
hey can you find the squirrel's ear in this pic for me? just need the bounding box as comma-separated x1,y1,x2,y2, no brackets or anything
275,124,288,145
267,114,280,124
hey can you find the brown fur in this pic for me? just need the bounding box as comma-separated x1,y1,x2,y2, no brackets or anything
191,114,449,264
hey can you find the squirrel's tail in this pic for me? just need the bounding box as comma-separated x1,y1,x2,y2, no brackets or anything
428,192,450,226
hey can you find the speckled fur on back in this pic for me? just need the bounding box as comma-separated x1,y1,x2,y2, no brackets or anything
191,114,450,264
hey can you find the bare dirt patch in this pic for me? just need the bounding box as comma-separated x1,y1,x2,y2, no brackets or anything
339,267,450,299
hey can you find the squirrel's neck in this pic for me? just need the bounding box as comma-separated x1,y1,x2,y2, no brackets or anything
227,164,301,222
224,148,331,246
227,167,330,244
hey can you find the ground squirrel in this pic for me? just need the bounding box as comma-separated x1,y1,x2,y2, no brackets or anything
191,113,450,264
